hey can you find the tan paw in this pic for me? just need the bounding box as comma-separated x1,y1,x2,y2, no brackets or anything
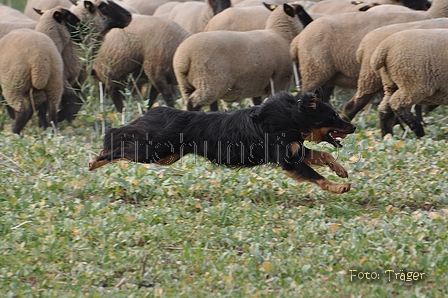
328,183,351,194
329,162,348,178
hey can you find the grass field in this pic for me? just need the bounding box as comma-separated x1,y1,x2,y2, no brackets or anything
0,85,447,297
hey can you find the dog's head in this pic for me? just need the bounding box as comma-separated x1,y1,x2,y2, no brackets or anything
298,92,356,148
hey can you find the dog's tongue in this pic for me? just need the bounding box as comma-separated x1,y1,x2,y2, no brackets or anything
331,132,347,139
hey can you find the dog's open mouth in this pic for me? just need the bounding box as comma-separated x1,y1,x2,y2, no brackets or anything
327,130,348,148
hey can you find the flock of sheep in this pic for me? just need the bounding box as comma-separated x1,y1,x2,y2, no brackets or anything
0,0,446,138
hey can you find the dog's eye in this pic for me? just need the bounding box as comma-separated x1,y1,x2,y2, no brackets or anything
333,113,339,120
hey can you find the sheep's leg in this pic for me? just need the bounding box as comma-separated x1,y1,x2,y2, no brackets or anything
37,103,48,128
149,82,175,108
58,88,82,122
343,92,379,120
109,86,125,112
378,100,396,137
209,101,218,111
6,106,15,119
394,107,425,138
12,105,33,135
251,97,263,106
321,86,334,103
147,86,160,110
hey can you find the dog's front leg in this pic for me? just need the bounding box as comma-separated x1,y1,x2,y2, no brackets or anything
282,160,351,194
302,148,348,178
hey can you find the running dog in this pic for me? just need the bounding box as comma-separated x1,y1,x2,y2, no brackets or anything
89,92,356,194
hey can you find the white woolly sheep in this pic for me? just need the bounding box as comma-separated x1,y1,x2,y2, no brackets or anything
290,0,444,102
0,21,37,39
309,0,429,14
205,4,322,32
204,5,271,31
168,0,231,33
121,0,168,15
343,18,448,120
92,14,192,111
0,7,80,134
173,3,312,111
55,0,132,122
370,28,448,138
24,0,76,20
25,0,137,20
0,4,37,22
152,1,181,18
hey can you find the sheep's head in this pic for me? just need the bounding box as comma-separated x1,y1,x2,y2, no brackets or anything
71,0,132,36
34,7,82,45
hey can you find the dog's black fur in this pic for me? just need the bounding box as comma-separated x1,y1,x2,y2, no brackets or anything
89,92,356,193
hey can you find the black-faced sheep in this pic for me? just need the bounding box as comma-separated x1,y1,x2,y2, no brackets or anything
168,0,231,33
343,18,448,120
0,7,80,134
309,0,429,14
92,14,192,111
290,0,443,102
24,0,137,20
56,0,132,122
173,3,312,111
370,28,448,137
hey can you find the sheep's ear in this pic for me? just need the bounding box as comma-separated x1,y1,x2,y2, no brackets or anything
283,3,295,18
263,3,277,12
33,8,45,15
52,10,64,23
69,0,78,4
84,1,96,13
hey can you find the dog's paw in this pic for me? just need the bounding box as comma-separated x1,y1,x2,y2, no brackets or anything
329,162,348,178
328,183,351,194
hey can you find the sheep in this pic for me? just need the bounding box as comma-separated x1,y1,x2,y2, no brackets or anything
0,7,80,134
168,0,232,33
204,5,271,31
370,28,448,137
56,0,132,122
121,0,168,15
25,0,138,20
308,0,429,14
173,3,313,111
290,0,445,103
92,14,192,112
24,0,77,21
343,18,448,120
0,4,36,22
0,21,37,39
152,1,181,18
205,4,322,32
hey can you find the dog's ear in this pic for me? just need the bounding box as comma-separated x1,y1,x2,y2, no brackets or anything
299,92,321,109
313,88,324,101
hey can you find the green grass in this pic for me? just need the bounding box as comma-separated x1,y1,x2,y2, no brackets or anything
0,90,447,297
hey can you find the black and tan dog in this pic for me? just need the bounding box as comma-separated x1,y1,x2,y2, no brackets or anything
89,92,356,194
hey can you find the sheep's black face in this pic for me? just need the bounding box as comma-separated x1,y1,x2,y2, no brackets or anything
60,9,82,43
400,0,430,10
98,0,132,32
